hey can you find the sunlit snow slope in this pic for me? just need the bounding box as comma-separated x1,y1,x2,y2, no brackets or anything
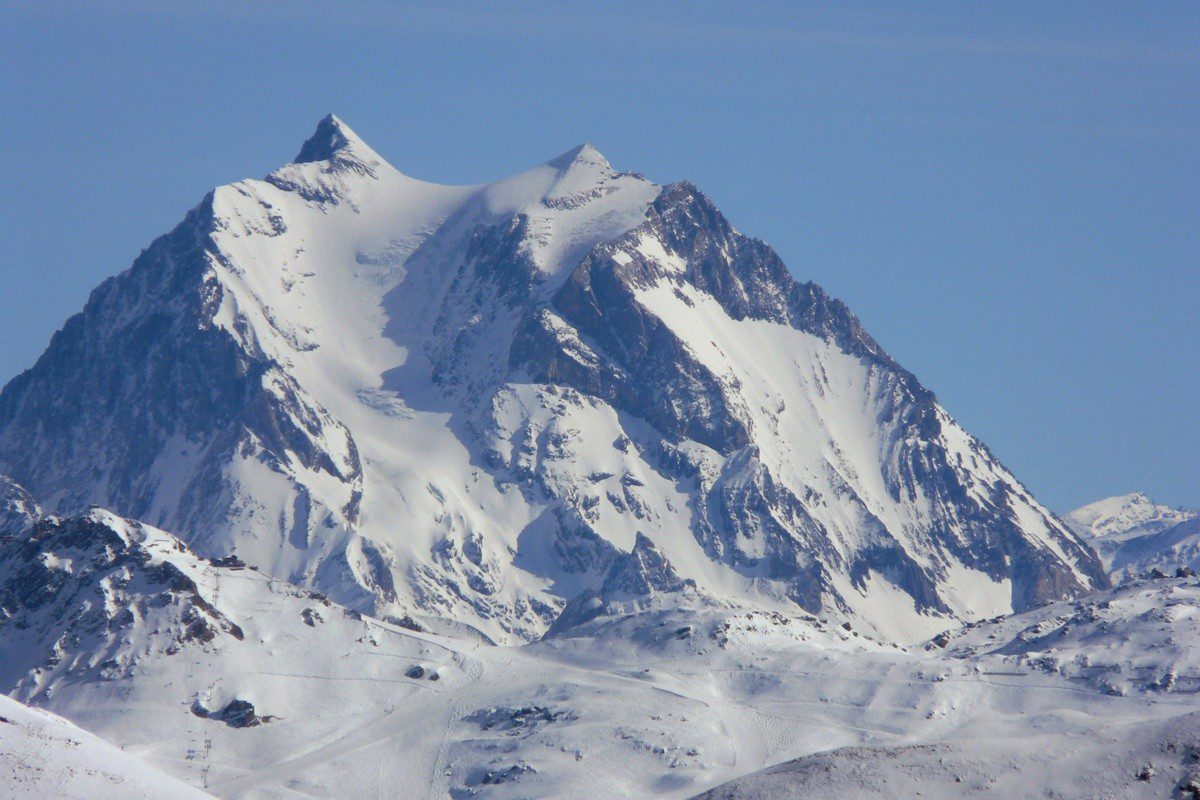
0,692,216,800
0,115,1105,643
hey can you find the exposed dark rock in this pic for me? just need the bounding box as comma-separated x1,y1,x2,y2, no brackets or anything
469,763,536,787
193,698,270,728
465,704,577,733
217,699,262,728
548,534,696,635
0,475,40,537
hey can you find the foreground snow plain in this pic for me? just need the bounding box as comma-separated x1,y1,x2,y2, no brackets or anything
8,519,1196,800
33,601,1200,800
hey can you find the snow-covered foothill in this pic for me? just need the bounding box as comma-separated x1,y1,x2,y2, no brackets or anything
937,573,1200,695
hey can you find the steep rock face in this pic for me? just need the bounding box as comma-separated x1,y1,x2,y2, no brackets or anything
0,181,363,589
548,533,699,635
0,116,1105,642
507,181,1106,633
0,510,247,696
0,475,40,537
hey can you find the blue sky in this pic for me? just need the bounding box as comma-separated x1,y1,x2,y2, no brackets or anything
1,2,1196,512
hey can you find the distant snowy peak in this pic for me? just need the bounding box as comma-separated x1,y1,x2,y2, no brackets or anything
293,112,385,170
1067,492,1197,541
547,142,611,172
1066,492,1199,577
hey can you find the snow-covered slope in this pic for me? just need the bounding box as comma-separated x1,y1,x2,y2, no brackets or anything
689,572,1200,799
1067,492,1200,578
937,573,1200,695
689,711,1200,800
0,506,486,796
0,115,1105,643
0,692,215,800
0,500,1188,800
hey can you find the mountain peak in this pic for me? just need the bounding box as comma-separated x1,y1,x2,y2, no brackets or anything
1068,491,1197,541
293,113,379,165
546,142,611,173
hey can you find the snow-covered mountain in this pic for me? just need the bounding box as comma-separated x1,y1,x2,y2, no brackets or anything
1067,492,1196,542
1067,492,1200,579
0,115,1106,643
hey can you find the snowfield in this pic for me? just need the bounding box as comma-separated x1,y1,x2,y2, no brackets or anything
3,508,1199,800
690,711,1200,799
693,574,1200,799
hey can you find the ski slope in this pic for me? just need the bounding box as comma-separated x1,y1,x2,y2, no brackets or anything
0,693,215,800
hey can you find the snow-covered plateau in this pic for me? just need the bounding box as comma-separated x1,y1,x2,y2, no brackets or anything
0,117,1194,799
